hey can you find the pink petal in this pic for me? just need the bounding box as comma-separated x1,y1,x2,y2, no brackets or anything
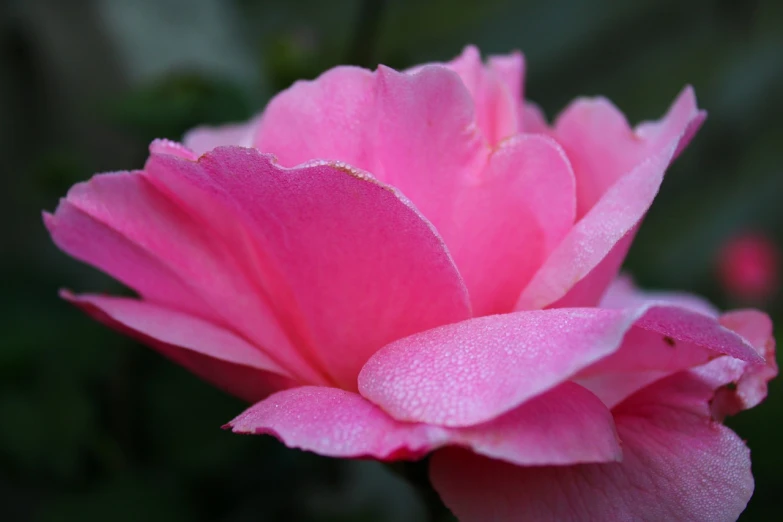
225,386,442,460
45,173,209,318
145,146,472,391
253,62,487,225
576,313,747,409
445,382,620,466
44,169,320,384
554,86,705,218
515,88,705,310
516,139,676,310
600,274,719,317
541,231,636,309
253,61,574,315
487,51,525,106
226,382,620,466
149,139,200,161
253,65,381,170
359,308,635,427
359,305,760,428
521,102,550,133
445,45,520,144
633,305,761,362
431,371,754,522
64,293,294,402
698,310,777,420
578,288,764,408
182,118,258,156
574,371,670,412
445,134,575,315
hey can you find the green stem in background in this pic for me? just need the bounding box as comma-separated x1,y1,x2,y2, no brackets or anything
387,458,456,522
348,0,387,68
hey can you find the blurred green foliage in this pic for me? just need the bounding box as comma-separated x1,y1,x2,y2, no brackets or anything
107,74,252,139
1,0,782,520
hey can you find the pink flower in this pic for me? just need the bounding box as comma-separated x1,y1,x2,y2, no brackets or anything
718,232,780,304
45,46,775,521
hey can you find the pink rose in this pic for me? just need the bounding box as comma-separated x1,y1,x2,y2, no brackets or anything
45,46,775,521
718,232,780,304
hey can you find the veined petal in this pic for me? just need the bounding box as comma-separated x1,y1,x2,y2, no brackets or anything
516,87,705,310
64,293,294,402
431,370,754,522
226,382,620,467
359,305,760,428
145,146,472,390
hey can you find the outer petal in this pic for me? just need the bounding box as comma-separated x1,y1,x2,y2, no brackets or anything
225,382,620,467
600,274,719,317
359,306,760,428
431,370,754,522
44,168,321,385
444,382,621,466
182,118,258,156
555,86,706,218
516,140,675,310
145,146,472,390
576,279,769,408
225,386,442,460
46,172,217,319
253,62,574,314
64,293,294,402
515,88,705,310
698,310,777,420
575,317,736,409
359,309,634,427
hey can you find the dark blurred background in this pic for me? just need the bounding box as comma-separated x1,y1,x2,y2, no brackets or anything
2,0,782,520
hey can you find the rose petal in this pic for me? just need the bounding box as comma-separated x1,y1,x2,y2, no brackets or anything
445,45,520,144
254,63,487,193
542,232,637,309
182,118,258,156
445,382,620,466
359,305,760,428
697,310,777,419
45,172,212,318
145,146,472,390
516,88,705,310
578,289,765,408
446,134,575,315
225,382,620,467
225,386,442,460
431,371,754,522
64,293,294,402
44,168,321,384
600,274,719,317
516,140,676,310
359,308,631,427
554,86,705,218
521,102,550,133
575,315,745,409
574,371,670,412
253,60,575,314
487,51,525,106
